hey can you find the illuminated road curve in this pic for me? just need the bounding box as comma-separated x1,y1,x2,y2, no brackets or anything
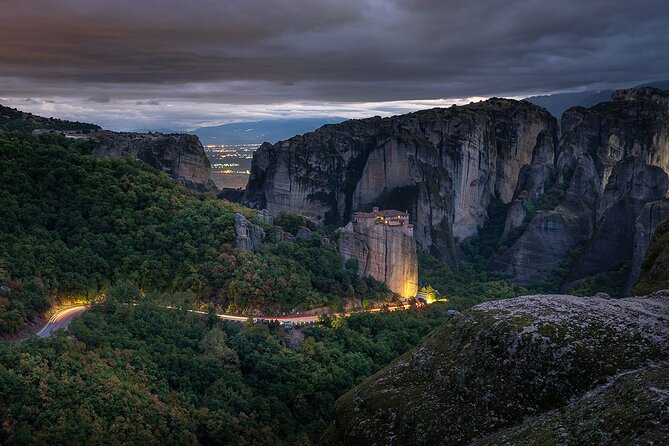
36,305,90,338
35,303,412,337
187,304,410,326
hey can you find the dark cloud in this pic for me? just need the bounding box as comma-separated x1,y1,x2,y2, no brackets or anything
1,0,667,128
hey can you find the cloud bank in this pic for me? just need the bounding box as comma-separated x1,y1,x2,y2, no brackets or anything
1,0,667,129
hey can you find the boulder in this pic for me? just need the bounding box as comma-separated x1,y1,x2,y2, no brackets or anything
296,226,312,240
324,291,669,445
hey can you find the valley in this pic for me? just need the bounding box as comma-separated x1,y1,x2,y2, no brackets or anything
2,2,668,444
205,143,258,190
1,88,668,445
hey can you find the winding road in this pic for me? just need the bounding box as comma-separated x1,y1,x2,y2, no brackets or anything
35,302,411,337
36,305,90,338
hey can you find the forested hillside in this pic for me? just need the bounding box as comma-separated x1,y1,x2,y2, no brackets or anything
0,127,454,444
0,105,100,132
0,131,390,335
0,298,449,444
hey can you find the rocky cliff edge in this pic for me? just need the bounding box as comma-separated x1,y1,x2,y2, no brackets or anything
91,131,215,192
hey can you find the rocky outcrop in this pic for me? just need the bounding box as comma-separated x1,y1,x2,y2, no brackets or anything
339,220,418,298
324,291,669,445
296,226,313,240
233,213,265,251
91,131,215,192
0,104,215,192
275,227,296,243
245,99,558,261
283,328,306,350
490,88,669,289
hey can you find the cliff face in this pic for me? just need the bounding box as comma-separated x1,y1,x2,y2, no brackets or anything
339,220,418,298
245,99,557,261
324,291,669,446
246,88,669,293
91,131,215,192
634,219,669,295
489,88,669,290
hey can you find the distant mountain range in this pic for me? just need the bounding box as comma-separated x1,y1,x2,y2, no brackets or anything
524,80,669,117
189,118,345,145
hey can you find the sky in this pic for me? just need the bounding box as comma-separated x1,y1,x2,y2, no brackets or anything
1,0,668,130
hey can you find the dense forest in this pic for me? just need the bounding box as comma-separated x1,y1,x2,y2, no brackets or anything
0,131,391,335
0,297,450,444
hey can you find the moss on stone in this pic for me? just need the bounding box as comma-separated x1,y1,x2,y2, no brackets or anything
476,363,669,445
324,293,669,446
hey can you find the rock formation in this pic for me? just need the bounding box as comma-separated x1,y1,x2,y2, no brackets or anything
245,99,558,261
476,363,669,445
324,290,669,445
338,209,418,298
245,88,669,294
489,88,669,291
233,213,265,251
91,131,215,192
0,104,215,192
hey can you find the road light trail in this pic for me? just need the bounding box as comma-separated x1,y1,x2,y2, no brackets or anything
35,302,414,337
36,305,90,338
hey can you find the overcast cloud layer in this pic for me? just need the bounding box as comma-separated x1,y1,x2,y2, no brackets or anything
1,0,668,130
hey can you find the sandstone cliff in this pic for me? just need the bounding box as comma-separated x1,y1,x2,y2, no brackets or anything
339,220,418,298
489,88,669,290
245,99,557,262
91,131,215,192
624,199,669,295
324,291,669,445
